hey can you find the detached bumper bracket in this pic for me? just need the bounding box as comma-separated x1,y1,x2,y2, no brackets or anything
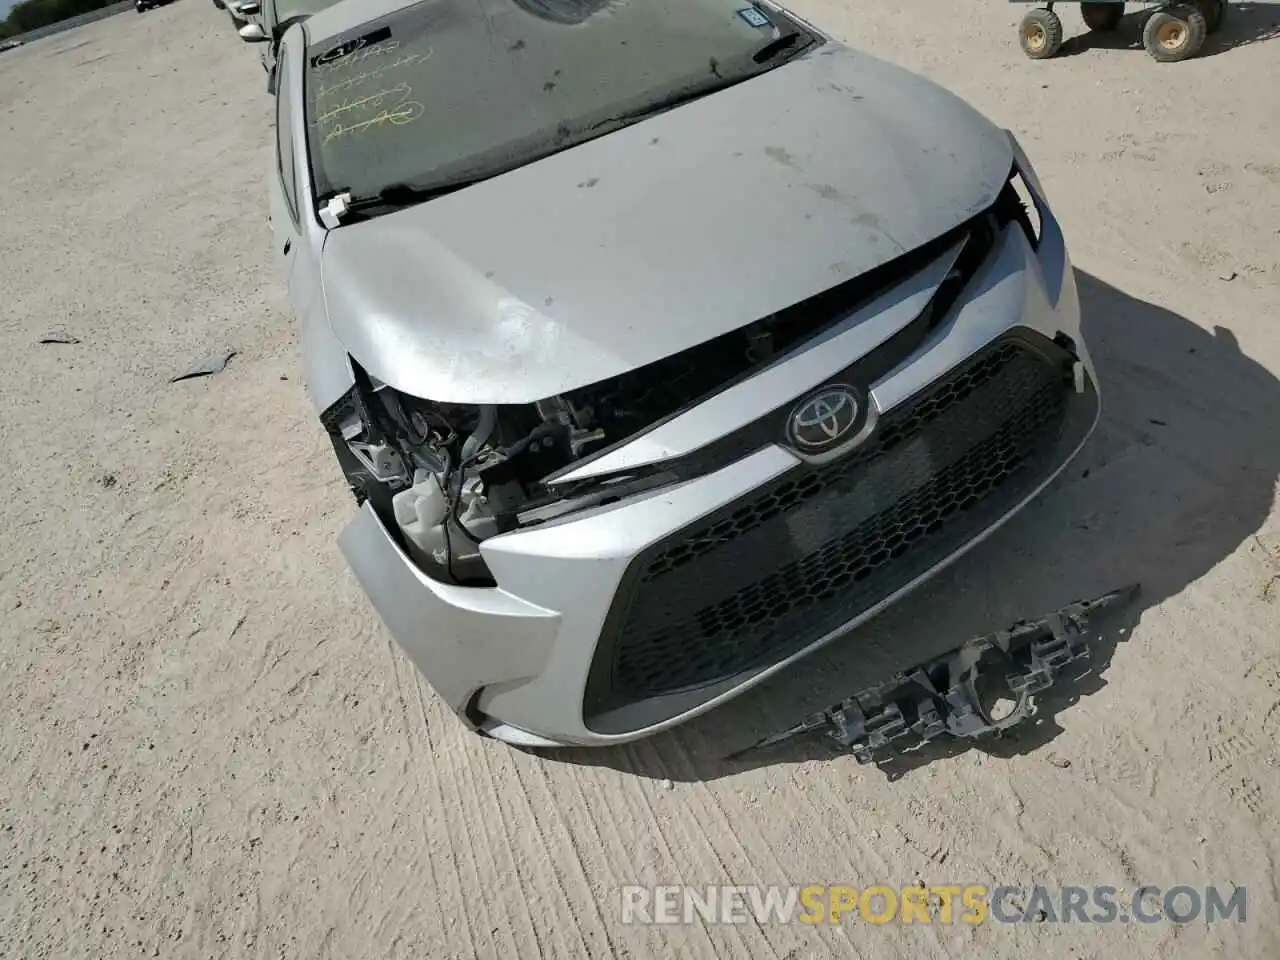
726,584,1140,766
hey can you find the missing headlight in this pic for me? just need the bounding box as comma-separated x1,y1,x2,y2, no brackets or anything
1010,168,1042,247
994,164,1042,250
322,362,665,587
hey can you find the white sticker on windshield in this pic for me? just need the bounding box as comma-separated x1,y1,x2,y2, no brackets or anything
736,6,771,28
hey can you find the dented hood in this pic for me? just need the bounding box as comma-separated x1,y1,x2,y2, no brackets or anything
320,43,1012,404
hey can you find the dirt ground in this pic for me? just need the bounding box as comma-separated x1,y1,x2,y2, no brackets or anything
1,1,1279,957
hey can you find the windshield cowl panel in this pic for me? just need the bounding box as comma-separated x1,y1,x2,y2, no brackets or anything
303,0,817,209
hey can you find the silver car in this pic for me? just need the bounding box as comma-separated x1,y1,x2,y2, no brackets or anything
225,0,258,27
238,0,346,93
269,0,1099,748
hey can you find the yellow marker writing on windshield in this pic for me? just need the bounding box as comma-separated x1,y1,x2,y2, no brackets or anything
322,100,425,143
314,81,413,126
313,39,401,76
312,51,432,104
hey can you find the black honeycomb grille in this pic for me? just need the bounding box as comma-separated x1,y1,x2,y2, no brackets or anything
587,338,1074,717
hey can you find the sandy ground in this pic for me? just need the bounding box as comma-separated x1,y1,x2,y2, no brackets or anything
1,1,1279,957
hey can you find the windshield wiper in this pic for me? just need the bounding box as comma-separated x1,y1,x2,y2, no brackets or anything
752,31,801,63
323,180,487,221
361,181,485,207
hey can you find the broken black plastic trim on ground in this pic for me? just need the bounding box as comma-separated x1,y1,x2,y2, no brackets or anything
724,583,1142,766
170,348,237,382
37,331,81,345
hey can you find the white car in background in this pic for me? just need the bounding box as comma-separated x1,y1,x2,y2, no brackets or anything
238,0,346,93
223,0,259,28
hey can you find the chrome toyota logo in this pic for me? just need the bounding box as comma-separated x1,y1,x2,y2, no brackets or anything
787,386,861,452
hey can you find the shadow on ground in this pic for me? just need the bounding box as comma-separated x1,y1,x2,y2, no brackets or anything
547,271,1280,782
1056,2,1280,58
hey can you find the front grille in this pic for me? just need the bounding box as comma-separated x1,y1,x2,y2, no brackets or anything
584,334,1088,727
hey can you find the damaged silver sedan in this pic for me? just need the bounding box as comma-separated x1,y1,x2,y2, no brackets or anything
268,0,1100,747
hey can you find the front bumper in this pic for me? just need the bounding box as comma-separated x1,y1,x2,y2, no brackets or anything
339,202,1098,748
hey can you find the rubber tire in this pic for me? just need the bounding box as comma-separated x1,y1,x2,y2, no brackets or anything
1019,8,1065,59
1143,6,1208,61
212,0,226,8
1081,2,1125,31
1196,0,1226,32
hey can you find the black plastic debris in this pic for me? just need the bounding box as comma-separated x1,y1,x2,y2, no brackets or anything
171,349,237,383
725,583,1141,765
38,331,81,344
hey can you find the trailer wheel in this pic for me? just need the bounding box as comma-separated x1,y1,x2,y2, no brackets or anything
1081,2,1125,31
1195,0,1227,32
1143,5,1207,61
1019,8,1065,59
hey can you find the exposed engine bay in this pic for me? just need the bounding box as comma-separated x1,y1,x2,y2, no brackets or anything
323,320,809,586
321,172,1038,588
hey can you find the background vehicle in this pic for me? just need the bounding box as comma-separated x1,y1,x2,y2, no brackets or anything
226,0,258,28
1013,0,1230,62
238,0,343,93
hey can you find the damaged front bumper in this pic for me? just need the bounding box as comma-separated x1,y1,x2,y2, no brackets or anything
339,179,1099,748
726,584,1141,765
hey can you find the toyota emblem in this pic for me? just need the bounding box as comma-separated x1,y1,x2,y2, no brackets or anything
787,386,861,452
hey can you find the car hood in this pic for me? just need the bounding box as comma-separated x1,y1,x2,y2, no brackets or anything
320,42,1012,404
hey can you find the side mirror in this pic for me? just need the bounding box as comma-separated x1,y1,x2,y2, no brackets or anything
239,22,267,41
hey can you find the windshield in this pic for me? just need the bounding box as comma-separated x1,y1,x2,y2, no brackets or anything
303,0,816,208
